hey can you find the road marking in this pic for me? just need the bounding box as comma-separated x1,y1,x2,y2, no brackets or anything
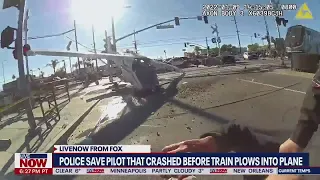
140,124,162,128
237,78,306,94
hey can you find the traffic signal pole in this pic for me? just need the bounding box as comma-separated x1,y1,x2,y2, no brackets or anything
91,25,98,69
24,9,30,77
73,20,81,71
232,16,242,54
115,16,201,43
263,16,272,52
17,0,37,134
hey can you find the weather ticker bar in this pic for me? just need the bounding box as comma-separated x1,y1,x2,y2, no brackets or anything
202,4,297,17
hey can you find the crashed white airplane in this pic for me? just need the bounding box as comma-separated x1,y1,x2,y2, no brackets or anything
26,49,183,92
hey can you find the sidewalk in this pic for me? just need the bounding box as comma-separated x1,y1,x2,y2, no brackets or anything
270,68,314,79
0,85,99,180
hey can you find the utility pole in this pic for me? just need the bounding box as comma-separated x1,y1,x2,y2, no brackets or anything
1,60,5,84
24,9,30,77
17,0,37,134
232,16,242,54
73,20,80,71
270,0,281,38
111,16,117,52
211,24,221,56
263,16,271,52
205,37,209,56
215,24,221,56
164,50,167,59
92,25,98,69
63,60,67,72
133,30,138,54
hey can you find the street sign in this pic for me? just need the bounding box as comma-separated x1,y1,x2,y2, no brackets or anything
217,37,221,43
156,25,174,29
212,38,216,43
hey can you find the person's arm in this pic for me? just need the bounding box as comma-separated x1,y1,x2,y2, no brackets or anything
288,69,320,150
200,123,279,152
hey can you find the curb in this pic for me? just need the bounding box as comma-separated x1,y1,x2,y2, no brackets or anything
269,70,314,79
43,99,100,153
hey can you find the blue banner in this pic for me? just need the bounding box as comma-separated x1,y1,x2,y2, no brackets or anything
278,167,320,174
52,153,309,167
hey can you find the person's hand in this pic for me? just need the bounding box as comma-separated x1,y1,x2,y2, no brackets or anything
279,138,303,153
161,136,217,180
267,139,304,180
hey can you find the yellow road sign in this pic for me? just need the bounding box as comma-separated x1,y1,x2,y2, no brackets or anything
296,3,313,19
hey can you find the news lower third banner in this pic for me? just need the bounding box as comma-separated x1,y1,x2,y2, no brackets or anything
13,145,320,175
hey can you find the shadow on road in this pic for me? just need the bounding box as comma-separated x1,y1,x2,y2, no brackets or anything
168,98,291,141
1,100,73,180
90,75,183,145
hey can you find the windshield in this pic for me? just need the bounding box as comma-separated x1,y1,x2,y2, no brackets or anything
285,25,305,47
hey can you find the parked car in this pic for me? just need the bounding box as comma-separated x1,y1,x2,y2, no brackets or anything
166,58,185,66
243,52,258,60
221,55,236,64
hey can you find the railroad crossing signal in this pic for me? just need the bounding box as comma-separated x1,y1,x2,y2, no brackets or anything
212,37,221,44
23,44,31,56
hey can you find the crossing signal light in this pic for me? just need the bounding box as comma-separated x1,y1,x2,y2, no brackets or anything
1,26,15,49
254,33,257,38
184,43,187,47
23,44,31,56
203,16,208,24
174,17,180,26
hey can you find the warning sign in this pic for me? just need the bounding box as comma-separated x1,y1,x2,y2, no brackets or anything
296,3,313,19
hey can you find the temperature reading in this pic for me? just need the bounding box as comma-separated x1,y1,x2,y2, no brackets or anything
75,169,81,173
239,10,244,16
198,168,204,173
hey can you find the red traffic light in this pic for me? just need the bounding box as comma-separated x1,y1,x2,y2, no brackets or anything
23,44,31,56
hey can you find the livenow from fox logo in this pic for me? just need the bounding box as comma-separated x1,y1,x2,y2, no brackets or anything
14,153,53,175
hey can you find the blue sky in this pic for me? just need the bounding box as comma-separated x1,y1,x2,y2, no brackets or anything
0,0,318,87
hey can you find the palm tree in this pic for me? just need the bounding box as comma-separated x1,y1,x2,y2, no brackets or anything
47,59,59,73
40,71,44,78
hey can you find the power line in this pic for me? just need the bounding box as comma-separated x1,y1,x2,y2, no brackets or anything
116,35,249,49
117,35,242,47
65,36,93,51
27,29,75,40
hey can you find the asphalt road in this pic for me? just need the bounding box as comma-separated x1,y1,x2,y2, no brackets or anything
42,67,317,180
